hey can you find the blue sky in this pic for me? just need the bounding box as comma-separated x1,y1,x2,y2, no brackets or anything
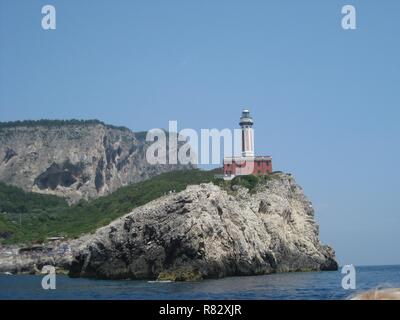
1,0,399,266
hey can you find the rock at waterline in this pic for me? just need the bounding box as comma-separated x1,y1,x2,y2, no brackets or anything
68,173,338,280
0,173,338,280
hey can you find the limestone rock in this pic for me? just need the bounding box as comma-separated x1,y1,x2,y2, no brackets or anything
67,173,338,280
0,173,338,279
0,121,190,203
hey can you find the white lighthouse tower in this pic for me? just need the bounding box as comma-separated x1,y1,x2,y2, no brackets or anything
239,109,255,158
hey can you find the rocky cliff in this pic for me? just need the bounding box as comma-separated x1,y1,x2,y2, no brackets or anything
0,120,190,203
0,173,337,280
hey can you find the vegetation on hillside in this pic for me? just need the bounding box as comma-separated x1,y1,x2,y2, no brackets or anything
230,175,260,192
0,169,217,244
0,169,282,245
0,183,68,214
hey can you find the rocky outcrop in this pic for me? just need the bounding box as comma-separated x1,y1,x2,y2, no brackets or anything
0,121,190,203
0,242,75,275
0,173,338,279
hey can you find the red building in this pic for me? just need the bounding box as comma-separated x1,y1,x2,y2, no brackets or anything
223,156,272,176
223,110,273,178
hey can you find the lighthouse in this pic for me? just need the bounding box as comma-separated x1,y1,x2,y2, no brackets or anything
239,109,255,158
223,109,272,178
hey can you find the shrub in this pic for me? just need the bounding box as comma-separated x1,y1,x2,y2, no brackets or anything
231,175,260,192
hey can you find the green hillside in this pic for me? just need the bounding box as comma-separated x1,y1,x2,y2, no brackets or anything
0,182,68,214
0,169,219,244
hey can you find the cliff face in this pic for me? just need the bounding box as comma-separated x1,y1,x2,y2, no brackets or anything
67,173,337,280
0,173,337,279
0,121,189,203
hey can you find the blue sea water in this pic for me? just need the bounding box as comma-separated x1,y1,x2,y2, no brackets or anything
0,265,399,300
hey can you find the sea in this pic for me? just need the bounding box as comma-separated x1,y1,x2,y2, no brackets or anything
0,265,399,300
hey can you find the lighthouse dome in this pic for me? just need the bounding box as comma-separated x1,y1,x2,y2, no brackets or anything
239,109,254,126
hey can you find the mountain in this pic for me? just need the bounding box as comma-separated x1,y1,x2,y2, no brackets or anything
0,120,191,203
0,171,338,279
